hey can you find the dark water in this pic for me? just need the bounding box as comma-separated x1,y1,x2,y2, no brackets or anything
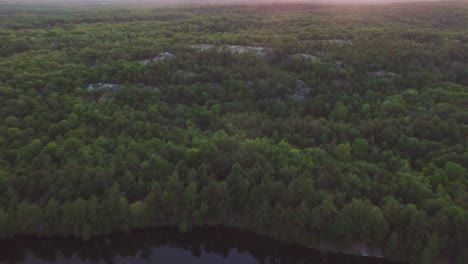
0,226,399,264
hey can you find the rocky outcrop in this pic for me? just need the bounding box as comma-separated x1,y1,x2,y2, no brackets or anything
291,53,320,61
289,80,313,101
87,83,157,91
87,83,122,91
372,71,398,78
139,52,175,65
191,44,268,57
225,45,268,56
191,44,216,51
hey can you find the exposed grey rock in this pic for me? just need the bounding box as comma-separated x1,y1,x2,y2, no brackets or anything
191,44,268,57
289,80,313,101
316,39,352,45
155,52,175,61
372,71,398,77
191,44,216,51
291,53,320,61
87,83,157,92
225,45,268,57
87,83,122,91
139,52,175,65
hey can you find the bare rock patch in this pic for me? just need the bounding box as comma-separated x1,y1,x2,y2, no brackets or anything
289,80,313,101
372,71,398,78
291,53,320,61
191,44,269,57
139,52,175,65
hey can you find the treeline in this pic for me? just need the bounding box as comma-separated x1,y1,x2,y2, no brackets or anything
0,2,467,264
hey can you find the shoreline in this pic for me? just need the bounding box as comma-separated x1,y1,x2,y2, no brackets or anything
1,224,395,262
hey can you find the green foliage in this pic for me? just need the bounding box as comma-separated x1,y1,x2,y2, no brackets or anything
445,162,466,181
0,210,14,239
8,38,30,53
16,203,42,234
341,199,388,244
0,2,466,263
334,143,352,162
330,102,349,122
352,138,369,160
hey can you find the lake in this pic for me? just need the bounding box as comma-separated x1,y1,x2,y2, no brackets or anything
0,226,400,264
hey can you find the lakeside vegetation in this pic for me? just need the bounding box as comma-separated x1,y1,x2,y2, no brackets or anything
0,1,467,263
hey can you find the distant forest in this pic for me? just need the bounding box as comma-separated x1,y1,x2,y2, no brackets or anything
0,2,467,264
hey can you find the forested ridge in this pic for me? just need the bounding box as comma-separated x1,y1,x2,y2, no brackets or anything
0,2,467,264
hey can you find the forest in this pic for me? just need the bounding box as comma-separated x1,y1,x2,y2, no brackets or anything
0,1,467,263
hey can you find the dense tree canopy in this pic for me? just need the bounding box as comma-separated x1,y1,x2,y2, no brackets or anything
0,2,467,264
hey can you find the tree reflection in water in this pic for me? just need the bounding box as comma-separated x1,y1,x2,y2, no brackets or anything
0,226,400,264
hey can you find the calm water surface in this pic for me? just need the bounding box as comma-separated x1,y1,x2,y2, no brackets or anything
0,226,400,264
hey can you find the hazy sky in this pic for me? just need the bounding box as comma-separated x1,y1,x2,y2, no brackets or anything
0,0,450,3
0,0,455,7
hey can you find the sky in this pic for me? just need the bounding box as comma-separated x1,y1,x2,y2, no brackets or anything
0,0,455,7
0,0,450,3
